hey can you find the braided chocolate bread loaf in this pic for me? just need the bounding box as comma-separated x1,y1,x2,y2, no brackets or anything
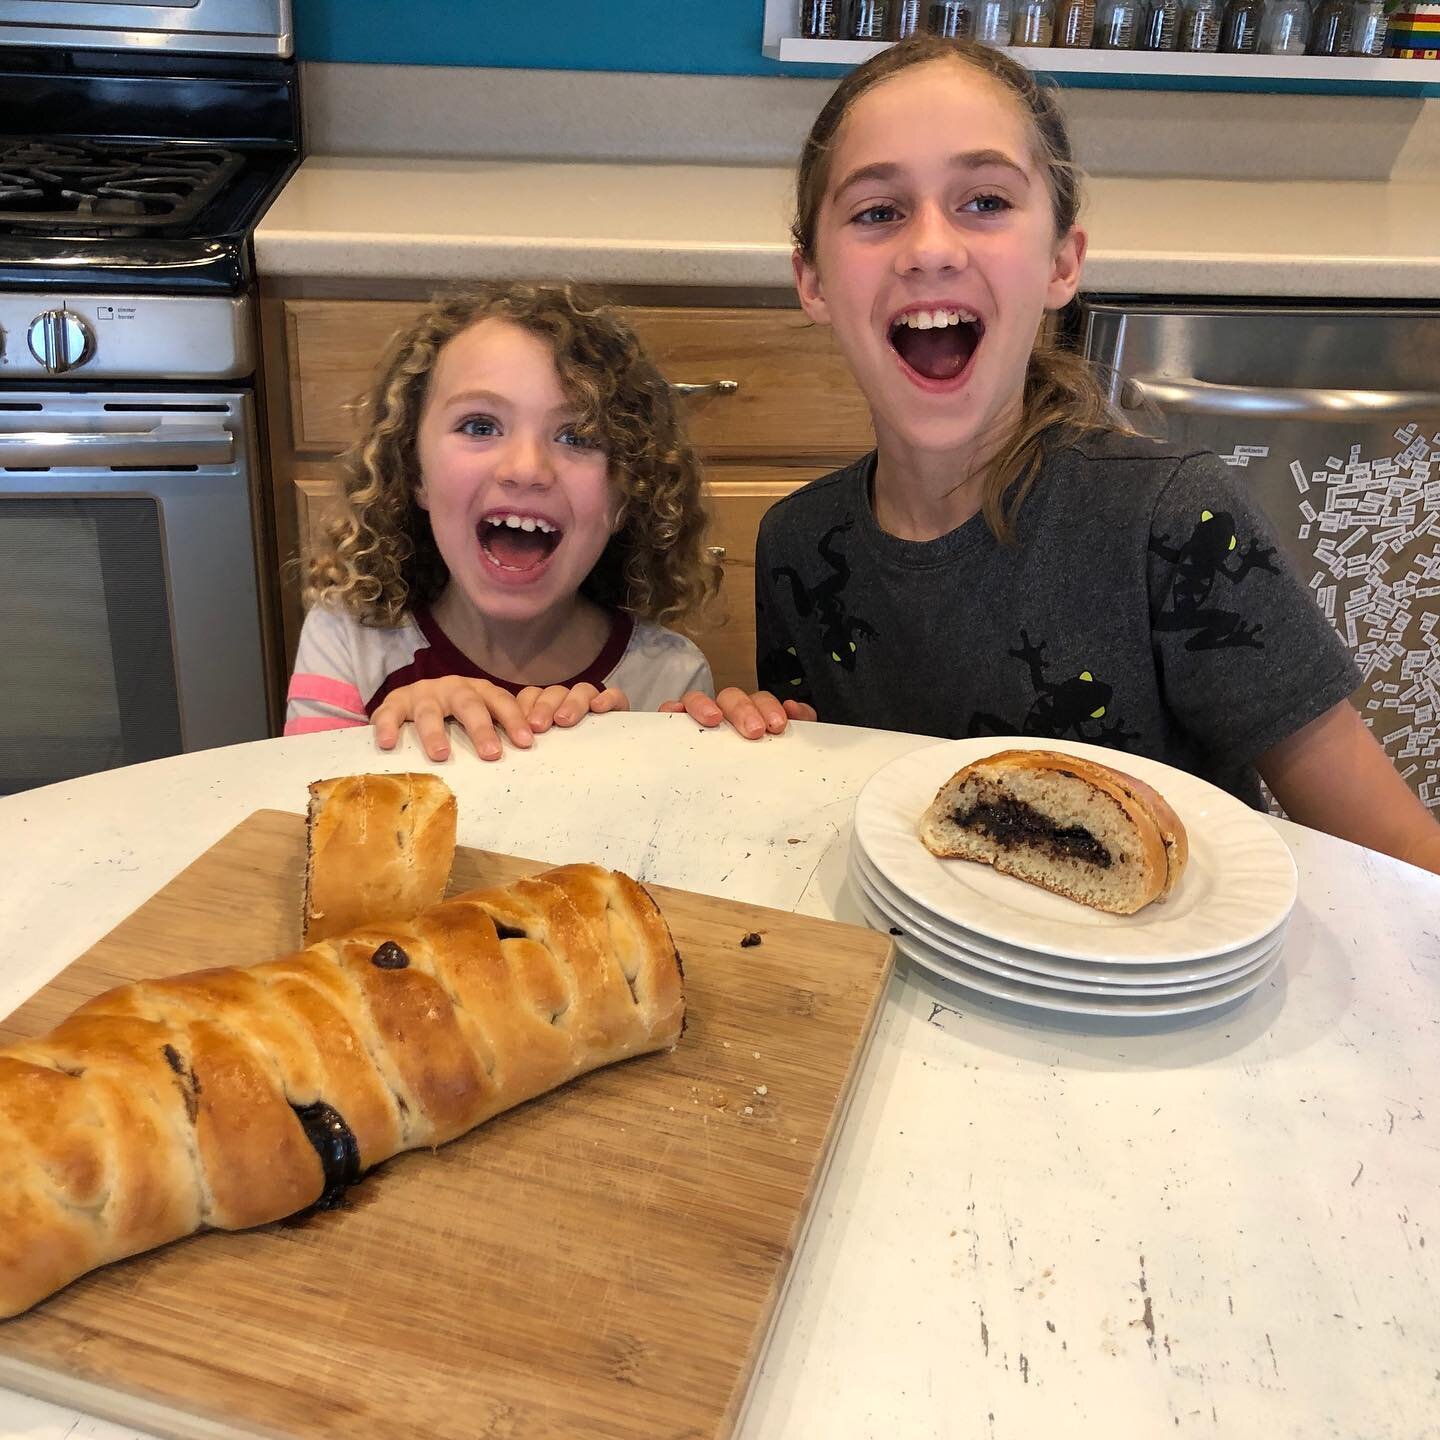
0,863,683,1319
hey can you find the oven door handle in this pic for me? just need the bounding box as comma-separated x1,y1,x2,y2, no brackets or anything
0,427,235,470
1120,377,1440,422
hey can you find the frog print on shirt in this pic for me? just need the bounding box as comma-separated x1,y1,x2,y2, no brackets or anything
968,629,1139,747
1149,507,1280,651
767,518,878,675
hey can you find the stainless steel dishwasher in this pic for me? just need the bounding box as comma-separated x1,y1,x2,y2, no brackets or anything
1082,302,1440,812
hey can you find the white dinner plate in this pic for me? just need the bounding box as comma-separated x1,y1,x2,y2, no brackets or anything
854,737,1297,964
849,844,1286,985
848,855,1278,996
851,881,1284,1017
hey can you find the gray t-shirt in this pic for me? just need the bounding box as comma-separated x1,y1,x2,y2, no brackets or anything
754,429,1360,806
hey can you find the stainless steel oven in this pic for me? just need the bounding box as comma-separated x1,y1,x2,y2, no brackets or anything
0,386,267,794
0,1,297,793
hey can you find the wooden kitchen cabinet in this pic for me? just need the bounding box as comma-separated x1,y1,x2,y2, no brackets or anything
261,293,871,710
281,299,871,461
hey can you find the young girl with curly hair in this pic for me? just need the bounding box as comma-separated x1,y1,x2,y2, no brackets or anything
286,284,719,762
668,37,1440,872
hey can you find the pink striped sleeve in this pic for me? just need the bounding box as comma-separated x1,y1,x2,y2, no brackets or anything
287,672,365,714
283,715,367,735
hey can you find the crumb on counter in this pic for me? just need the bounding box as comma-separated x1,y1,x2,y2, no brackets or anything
740,932,762,948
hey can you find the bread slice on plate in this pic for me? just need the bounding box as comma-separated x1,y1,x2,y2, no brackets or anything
919,749,1189,916
303,773,458,943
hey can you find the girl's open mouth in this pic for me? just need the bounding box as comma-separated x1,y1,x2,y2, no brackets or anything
478,513,563,574
888,307,984,387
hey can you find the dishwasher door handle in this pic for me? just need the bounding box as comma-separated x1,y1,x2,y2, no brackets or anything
1120,377,1440,422
0,427,235,470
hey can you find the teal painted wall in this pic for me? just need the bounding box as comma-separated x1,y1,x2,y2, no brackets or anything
294,0,819,76
292,1,1440,94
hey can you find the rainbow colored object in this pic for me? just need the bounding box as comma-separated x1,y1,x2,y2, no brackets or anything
1388,3,1440,56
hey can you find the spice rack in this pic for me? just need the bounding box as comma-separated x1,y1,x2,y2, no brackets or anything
761,2,1440,93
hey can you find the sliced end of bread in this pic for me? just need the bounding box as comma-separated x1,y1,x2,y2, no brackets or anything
919,750,1184,916
303,773,457,945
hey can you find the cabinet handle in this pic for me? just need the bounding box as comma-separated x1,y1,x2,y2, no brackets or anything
1121,377,1440,421
671,380,740,398
707,545,727,559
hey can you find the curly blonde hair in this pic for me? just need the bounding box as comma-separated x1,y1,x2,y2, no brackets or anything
793,37,1129,544
304,283,720,627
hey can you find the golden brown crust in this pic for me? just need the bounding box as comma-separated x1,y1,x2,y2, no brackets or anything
1100,767,1189,899
303,773,458,945
0,864,684,1320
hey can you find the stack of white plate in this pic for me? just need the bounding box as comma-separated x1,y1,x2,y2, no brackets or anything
851,737,1298,1018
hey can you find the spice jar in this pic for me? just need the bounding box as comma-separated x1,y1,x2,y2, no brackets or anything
1054,0,1096,43
892,0,925,33
1012,0,1056,41
930,0,976,32
1095,0,1140,45
800,0,842,37
1258,0,1310,51
1309,0,1353,51
974,0,1014,40
1349,0,1387,52
1220,0,1262,49
1179,0,1223,48
1139,0,1182,46
849,0,892,37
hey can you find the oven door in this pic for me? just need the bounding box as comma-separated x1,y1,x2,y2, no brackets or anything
0,390,269,795
0,0,291,56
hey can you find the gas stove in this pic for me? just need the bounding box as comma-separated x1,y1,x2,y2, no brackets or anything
0,0,298,792
0,2,299,301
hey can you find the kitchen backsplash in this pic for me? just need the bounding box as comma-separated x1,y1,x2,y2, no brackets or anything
300,60,1440,181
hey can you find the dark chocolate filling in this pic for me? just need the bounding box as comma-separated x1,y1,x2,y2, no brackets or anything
370,940,410,970
161,1043,201,1121
955,797,1112,868
292,1101,362,1210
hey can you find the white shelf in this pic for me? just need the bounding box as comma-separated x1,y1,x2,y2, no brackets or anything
761,30,1440,91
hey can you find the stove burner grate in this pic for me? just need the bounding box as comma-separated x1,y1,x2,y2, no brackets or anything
0,140,243,231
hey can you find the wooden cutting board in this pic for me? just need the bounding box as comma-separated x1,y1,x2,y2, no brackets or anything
0,810,892,1440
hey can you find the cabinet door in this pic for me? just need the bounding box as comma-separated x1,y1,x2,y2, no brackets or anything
281,300,873,463
682,469,819,695
294,468,348,580
622,308,872,462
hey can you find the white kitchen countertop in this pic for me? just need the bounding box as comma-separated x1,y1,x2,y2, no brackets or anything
254,156,1440,298
0,712,1437,1437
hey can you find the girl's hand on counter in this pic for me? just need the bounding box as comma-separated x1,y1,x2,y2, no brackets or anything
374,677,630,760
372,676,534,761
517,683,629,732
660,688,817,740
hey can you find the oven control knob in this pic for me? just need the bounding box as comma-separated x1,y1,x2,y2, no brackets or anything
28,309,95,373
